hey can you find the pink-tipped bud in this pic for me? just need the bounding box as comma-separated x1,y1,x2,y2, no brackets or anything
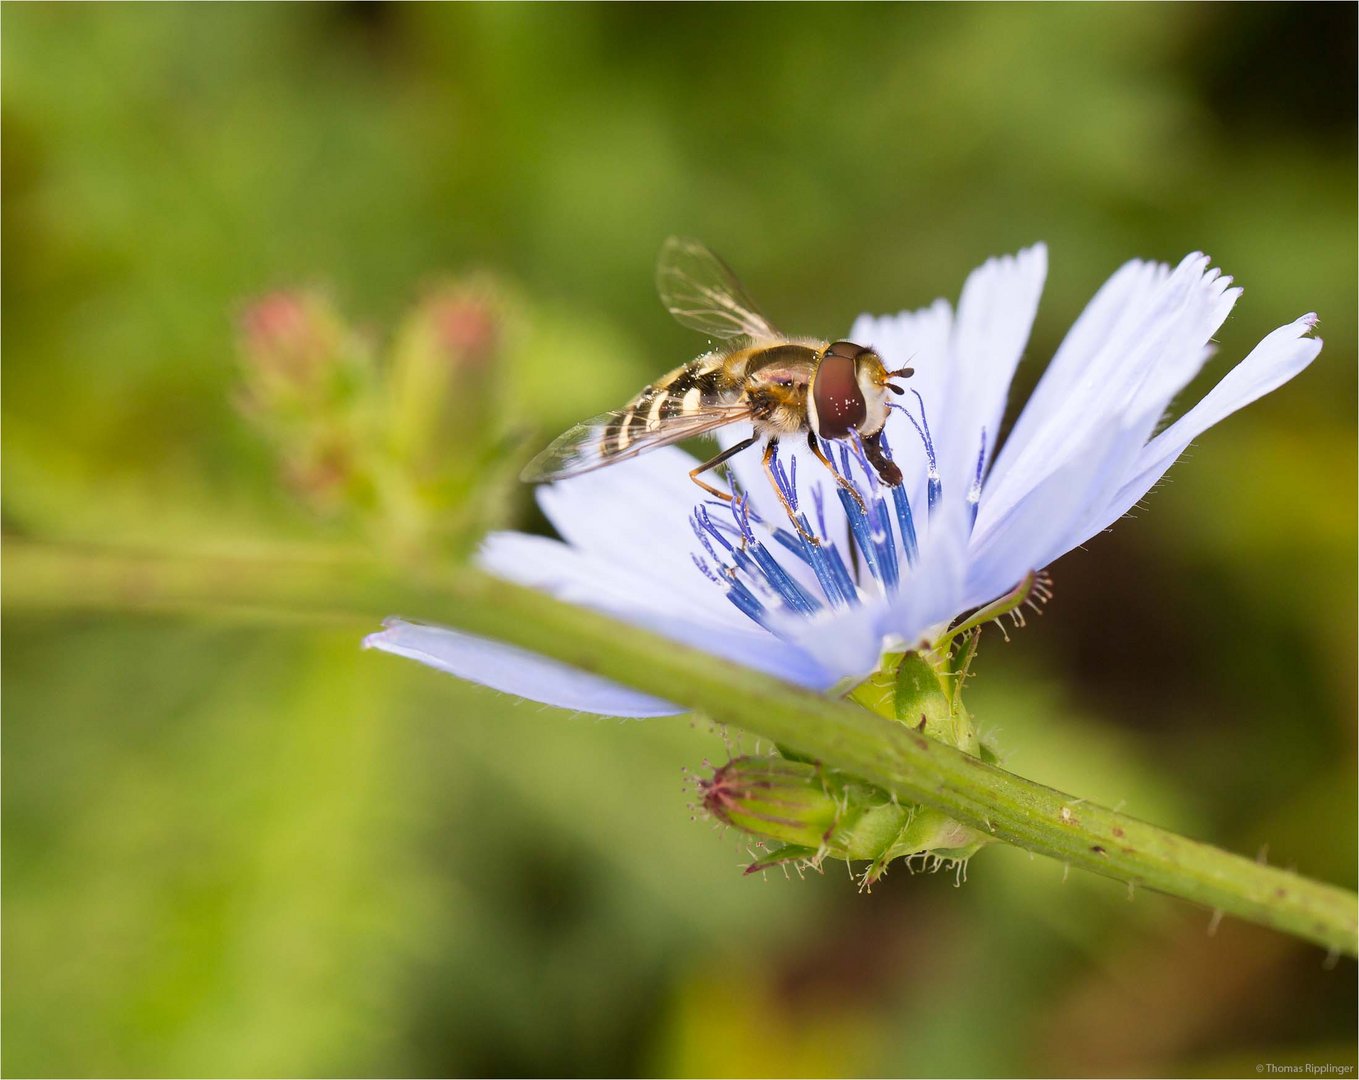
431,291,500,371
701,757,840,850
235,289,374,516
387,278,509,475
238,291,349,397
701,754,990,885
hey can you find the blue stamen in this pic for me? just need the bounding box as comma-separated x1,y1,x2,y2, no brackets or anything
836,486,886,587
767,444,798,513
690,516,722,566
891,485,919,565
725,577,770,627
810,484,831,540
798,520,857,608
728,495,821,616
846,433,875,490
691,553,724,586
690,430,916,621
967,429,987,532
843,432,898,590
838,443,854,483
837,489,902,592
817,528,860,605
911,390,944,514
694,503,817,626
926,476,942,518
910,389,938,462
754,546,821,614
870,497,899,589
730,492,757,543
693,506,735,557
894,394,942,514
878,429,918,565
772,527,813,565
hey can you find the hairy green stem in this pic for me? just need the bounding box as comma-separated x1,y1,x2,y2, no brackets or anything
6,539,1356,956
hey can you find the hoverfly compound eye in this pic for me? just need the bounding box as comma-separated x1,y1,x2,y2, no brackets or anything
809,343,869,440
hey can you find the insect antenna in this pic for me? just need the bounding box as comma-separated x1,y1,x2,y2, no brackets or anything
885,365,914,395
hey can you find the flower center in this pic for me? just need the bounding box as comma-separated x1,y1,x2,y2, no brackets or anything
689,398,953,630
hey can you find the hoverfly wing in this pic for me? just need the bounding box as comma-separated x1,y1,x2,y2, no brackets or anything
656,237,782,341
521,401,753,482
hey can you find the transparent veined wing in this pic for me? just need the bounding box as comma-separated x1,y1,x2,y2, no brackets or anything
521,400,753,482
655,237,782,341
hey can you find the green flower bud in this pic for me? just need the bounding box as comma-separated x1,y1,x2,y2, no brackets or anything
701,756,841,849
236,281,525,552
701,754,991,886
387,278,508,478
699,643,998,885
236,291,376,514
237,291,368,416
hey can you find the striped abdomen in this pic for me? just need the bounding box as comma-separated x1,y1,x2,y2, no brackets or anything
600,341,821,454
601,353,736,453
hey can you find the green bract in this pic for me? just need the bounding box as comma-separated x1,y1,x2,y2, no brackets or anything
703,638,993,885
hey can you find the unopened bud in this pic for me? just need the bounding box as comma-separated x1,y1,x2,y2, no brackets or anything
388,278,507,476
432,291,500,370
701,756,841,850
236,290,374,515
701,755,990,885
237,291,359,413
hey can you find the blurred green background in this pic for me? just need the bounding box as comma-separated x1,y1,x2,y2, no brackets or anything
4,4,1355,1077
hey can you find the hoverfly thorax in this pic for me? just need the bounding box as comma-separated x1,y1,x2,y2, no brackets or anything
808,341,913,441
522,238,916,540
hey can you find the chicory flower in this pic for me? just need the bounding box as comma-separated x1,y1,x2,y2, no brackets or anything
365,245,1320,715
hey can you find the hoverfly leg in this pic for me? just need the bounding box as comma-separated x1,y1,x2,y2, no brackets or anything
763,438,820,546
806,431,867,512
688,433,760,501
860,430,903,487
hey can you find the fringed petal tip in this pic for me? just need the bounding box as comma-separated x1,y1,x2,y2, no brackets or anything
361,615,403,648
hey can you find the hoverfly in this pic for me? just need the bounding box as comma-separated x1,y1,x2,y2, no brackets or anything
521,238,913,537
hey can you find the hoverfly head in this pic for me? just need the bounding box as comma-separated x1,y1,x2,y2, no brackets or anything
809,341,903,440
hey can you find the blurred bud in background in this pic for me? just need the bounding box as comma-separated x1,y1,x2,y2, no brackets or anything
236,290,377,517
385,277,522,549
238,292,356,408
236,277,528,561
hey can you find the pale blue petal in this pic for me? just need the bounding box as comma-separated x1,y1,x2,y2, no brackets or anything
364,619,680,717
1075,314,1322,545
853,298,954,520
934,244,1047,501
964,417,1148,607
988,258,1167,460
536,445,719,608
765,603,888,687
479,531,833,687
981,253,1241,535
883,498,971,646
480,530,741,627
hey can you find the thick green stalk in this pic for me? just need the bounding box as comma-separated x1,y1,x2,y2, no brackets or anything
6,540,1356,956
